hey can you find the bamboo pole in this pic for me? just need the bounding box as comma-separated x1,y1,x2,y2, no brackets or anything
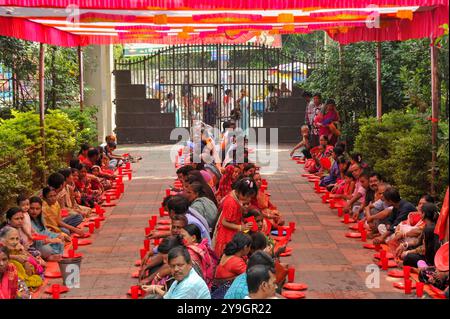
39,43,46,185
376,42,382,122
78,46,84,111
430,39,440,196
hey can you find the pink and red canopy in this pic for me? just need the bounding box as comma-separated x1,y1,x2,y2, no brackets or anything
0,0,448,46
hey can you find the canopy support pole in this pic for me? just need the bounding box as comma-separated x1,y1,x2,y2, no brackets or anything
431,39,440,196
39,43,46,185
376,42,382,122
78,46,84,112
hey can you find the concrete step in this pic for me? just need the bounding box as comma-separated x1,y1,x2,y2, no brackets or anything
115,98,161,113
115,84,146,99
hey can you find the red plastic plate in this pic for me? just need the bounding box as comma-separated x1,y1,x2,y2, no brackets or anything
77,239,92,246
387,270,405,278
349,225,359,231
373,252,395,260
157,220,171,225
281,291,306,299
363,244,376,250
341,218,357,224
280,252,292,257
44,286,70,294
44,271,62,278
345,232,362,238
62,252,83,258
73,233,91,238
156,225,170,231
283,283,308,291
393,281,416,290
377,260,398,268
102,203,117,207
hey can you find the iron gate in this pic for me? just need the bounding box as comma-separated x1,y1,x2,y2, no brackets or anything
114,44,318,129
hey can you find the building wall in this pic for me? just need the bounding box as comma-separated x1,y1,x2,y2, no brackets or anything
84,45,115,144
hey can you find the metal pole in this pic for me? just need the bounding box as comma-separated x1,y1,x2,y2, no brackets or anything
39,43,46,184
78,46,84,112
376,42,382,122
431,39,440,196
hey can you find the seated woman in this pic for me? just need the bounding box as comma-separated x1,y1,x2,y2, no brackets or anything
320,146,344,187
245,209,272,236
0,227,44,289
395,203,440,268
185,171,218,207
42,187,85,237
211,232,252,299
184,181,219,232
304,135,333,174
28,196,67,261
289,125,311,159
331,171,355,200
243,164,256,178
212,178,257,258
216,165,240,203
0,246,19,299
90,165,112,193
77,143,90,163
75,165,102,206
180,224,219,289
58,168,91,217
3,208,34,255
251,173,284,227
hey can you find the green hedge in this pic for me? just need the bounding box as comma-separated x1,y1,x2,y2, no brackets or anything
0,107,97,212
354,109,449,203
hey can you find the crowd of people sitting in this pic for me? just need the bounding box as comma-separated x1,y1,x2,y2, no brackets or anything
289,92,449,297
0,135,137,299
135,139,292,299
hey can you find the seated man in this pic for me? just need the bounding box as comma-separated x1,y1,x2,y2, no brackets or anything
245,265,277,299
142,246,211,299
342,167,370,220
373,187,417,245
225,251,274,299
364,182,393,237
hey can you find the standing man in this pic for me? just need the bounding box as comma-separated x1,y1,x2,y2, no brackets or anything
305,92,323,147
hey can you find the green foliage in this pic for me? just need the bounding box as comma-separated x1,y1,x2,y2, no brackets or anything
299,37,449,148
60,106,98,149
0,109,95,211
354,110,449,203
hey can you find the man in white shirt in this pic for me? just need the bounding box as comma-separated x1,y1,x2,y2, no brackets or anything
244,265,277,299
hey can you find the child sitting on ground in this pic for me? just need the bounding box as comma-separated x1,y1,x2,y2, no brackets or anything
289,125,311,159
331,171,355,200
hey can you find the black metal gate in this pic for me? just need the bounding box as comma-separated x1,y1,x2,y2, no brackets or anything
114,44,317,129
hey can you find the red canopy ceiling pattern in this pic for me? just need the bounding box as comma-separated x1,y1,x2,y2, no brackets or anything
0,0,448,46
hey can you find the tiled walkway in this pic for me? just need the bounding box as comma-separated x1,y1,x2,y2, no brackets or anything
49,144,408,299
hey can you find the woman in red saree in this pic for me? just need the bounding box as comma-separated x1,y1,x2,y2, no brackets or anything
216,165,240,203
304,135,334,174
212,178,258,258
251,173,284,227
0,246,18,299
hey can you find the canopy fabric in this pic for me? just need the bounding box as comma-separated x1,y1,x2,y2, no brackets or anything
0,0,448,46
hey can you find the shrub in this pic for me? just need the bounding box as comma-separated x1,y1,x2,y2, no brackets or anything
354,110,448,203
